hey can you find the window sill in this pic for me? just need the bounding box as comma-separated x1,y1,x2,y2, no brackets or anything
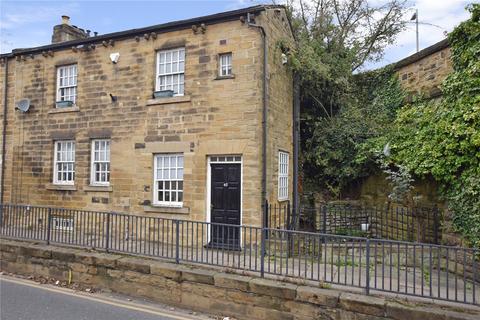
48,106,80,114
46,184,77,191
143,205,189,215
146,95,191,106
214,75,235,80
84,185,113,192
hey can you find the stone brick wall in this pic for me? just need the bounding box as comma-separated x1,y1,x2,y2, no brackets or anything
259,8,294,208
1,239,478,320
395,39,452,98
0,7,294,228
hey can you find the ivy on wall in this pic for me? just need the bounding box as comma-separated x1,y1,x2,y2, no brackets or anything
386,4,480,247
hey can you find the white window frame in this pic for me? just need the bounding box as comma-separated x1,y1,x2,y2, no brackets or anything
56,64,77,104
219,52,232,76
53,140,75,185
90,139,110,186
278,151,289,201
155,48,185,96
153,153,184,207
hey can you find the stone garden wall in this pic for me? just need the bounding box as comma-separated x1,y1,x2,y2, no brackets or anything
1,239,478,320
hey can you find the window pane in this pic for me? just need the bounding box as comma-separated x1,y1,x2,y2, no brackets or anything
156,49,185,95
154,153,184,205
91,139,110,184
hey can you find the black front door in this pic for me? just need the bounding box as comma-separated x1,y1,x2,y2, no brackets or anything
210,163,241,249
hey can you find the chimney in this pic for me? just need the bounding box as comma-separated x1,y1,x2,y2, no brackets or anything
62,15,70,25
51,15,87,44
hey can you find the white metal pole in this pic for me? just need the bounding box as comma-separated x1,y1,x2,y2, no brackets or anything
416,9,419,52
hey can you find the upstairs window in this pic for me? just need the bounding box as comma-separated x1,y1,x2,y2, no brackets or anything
154,154,184,207
54,140,75,185
156,48,185,96
56,64,77,105
219,53,232,76
90,139,110,185
278,151,289,201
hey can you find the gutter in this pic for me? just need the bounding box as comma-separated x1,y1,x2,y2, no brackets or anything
1,57,8,209
247,13,267,228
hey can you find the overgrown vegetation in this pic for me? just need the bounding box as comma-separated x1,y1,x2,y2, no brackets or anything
385,4,480,247
285,1,479,246
283,0,408,197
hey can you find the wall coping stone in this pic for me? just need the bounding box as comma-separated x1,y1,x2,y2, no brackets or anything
249,278,298,300
295,285,340,307
181,268,216,285
149,263,182,281
214,272,253,292
116,257,151,274
339,292,386,317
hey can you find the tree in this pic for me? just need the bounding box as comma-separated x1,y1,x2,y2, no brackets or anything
282,0,408,197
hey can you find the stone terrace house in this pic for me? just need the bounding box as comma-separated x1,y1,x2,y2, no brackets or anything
0,5,296,231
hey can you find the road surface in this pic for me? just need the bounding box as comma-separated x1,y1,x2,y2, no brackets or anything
0,276,211,320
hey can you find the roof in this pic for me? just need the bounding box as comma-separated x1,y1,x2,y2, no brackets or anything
0,4,285,59
393,38,449,70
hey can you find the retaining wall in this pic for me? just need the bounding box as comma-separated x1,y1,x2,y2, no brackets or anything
1,239,479,320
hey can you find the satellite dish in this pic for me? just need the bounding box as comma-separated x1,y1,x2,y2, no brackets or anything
16,99,30,112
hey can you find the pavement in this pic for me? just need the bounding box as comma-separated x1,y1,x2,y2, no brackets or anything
0,275,213,320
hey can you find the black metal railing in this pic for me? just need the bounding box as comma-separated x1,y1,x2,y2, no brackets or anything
0,203,477,306
266,201,441,244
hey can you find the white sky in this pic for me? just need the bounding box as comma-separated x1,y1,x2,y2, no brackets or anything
0,0,474,69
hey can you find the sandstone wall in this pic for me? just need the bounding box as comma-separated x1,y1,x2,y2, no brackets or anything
2,239,478,320
0,8,294,228
396,41,452,98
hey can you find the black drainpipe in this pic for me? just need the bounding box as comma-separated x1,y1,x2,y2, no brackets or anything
292,72,300,228
247,13,267,228
1,57,9,211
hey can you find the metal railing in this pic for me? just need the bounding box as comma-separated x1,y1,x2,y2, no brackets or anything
0,203,477,305
266,201,441,244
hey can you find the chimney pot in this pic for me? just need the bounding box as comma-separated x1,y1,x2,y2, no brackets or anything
61,15,70,25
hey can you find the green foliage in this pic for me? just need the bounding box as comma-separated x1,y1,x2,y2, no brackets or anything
376,152,414,202
302,68,405,197
284,0,408,198
387,4,480,247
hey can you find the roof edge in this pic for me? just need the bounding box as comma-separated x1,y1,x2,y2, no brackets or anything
393,38,449,70
1,4,285,59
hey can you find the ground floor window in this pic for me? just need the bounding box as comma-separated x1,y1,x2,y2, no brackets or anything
278,151,289,200
153,153,184,207
90,139,110,185
54,140,75,185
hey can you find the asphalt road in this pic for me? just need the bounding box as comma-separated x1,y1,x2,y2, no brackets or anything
0,276,209,320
